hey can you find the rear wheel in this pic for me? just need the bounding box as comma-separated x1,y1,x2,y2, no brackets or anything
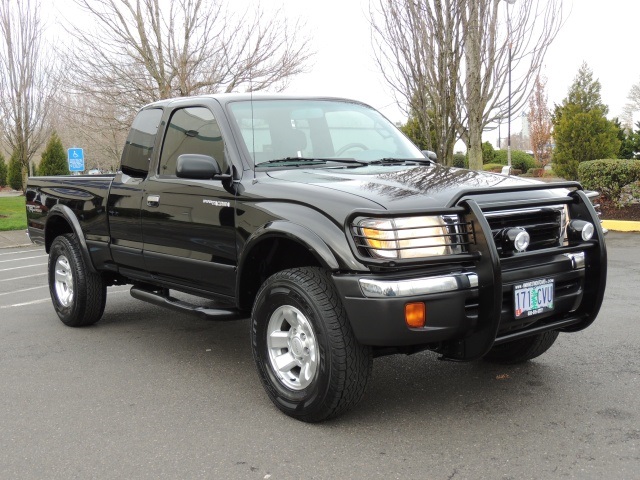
48,234,107,327
251,267,372,422
483,330,559,364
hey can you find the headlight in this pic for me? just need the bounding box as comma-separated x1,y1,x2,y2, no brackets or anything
358,216,451,259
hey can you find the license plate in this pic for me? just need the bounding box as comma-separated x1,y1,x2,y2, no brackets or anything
513,279,554,319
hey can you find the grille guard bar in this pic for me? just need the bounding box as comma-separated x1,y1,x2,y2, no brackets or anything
440,189,606,361
344,183,607,362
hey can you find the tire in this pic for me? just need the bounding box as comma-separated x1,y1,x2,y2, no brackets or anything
482,330,559,364
251,267,372,422
48,233,107,327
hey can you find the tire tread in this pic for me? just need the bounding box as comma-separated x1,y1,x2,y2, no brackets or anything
49,234,106,327
252,267,372,422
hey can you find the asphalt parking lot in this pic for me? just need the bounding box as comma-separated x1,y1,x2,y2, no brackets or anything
0,233,638,479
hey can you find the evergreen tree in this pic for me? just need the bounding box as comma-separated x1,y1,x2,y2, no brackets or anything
617,121,640,159
400,114,438,155
481,141,495,164
8,150,23,191
38,132,68,176
0,153,7,187
552,63,620,180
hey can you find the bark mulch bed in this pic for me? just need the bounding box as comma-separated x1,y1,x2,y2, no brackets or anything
600,202,640,222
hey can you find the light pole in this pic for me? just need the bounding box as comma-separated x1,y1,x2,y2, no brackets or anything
505,0,516,173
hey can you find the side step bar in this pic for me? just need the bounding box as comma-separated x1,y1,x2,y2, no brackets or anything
130,286,246,321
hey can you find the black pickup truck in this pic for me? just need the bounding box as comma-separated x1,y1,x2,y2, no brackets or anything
26,94,607,422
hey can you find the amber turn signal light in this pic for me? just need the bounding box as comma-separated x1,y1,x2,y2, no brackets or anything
405,302,426,328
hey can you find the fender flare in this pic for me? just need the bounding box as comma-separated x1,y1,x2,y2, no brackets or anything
237,220,340,274
46,204,97,273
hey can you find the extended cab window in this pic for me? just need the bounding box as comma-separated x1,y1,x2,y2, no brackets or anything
158,107,225,176
120,108,163,177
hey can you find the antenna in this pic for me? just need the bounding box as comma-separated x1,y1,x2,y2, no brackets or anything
249,56,256,168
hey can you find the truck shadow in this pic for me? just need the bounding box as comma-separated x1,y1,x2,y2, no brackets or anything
98,292,577,427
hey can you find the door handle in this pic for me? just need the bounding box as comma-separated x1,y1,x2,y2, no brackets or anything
147,195,160,207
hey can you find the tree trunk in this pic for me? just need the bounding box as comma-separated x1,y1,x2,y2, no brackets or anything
465,0,483,170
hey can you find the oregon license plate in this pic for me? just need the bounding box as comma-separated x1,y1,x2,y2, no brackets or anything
513,279,554,319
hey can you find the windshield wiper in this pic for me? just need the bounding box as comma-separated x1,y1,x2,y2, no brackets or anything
370,157,435,165
260,157,368,166
259,157,431,168
262,157,327,165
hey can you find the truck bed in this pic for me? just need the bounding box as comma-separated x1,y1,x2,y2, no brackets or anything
26,174,114,247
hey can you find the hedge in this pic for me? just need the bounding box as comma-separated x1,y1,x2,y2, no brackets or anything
482,163,505,172
578,159,640,208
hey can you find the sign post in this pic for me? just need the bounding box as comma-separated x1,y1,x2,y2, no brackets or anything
68,148,85,173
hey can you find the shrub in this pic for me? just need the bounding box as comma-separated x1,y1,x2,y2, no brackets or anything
527,168,545,177
578,159,640,208
493,150,508,165
8,150,22,191
482,141,495,164
482,163,505,172
494,150,537,172
452,152,468,169
39,132,68,176
0,153,7,187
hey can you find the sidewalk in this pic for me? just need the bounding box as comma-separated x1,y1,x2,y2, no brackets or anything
0,230,32,248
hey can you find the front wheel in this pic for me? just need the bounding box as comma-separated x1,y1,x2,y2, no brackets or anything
482,330,559,364
48,234,107,327
251,267,372,422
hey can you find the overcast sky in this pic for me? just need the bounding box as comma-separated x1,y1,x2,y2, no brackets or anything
49,0,640,148
280,0,640,147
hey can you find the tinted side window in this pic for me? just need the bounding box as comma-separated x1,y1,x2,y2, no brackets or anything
159,107,225,177
120,108,163,177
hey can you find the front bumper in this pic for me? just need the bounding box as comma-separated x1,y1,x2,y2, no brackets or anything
333,252,587,348
336,188,607,361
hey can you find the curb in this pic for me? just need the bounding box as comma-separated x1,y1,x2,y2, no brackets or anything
601,220,640,233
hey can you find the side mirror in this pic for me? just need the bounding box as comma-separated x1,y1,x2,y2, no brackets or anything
421,150,438,162
176,154,226,179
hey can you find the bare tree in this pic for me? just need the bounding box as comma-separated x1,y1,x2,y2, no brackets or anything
527,75,552,168
59,0,312,130
370,0,563,170
462,0,563,170
370,0,463,165
622,81,640,128
0,0,56,189
50,93,125,173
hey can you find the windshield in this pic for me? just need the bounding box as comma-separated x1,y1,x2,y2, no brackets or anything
227,99,424,166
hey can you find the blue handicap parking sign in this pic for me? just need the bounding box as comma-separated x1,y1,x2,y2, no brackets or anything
68,148,85,172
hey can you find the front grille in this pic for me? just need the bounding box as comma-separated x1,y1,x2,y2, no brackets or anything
485,207,565,256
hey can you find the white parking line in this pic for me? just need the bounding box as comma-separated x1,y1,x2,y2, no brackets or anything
0,254,48,263
0,249,42,256
0,263,47,272
0,298,51,309
0,288,130,310
0,272,47,282
0,285,48,296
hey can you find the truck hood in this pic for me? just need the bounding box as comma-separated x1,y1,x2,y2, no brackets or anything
266,164,546,210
